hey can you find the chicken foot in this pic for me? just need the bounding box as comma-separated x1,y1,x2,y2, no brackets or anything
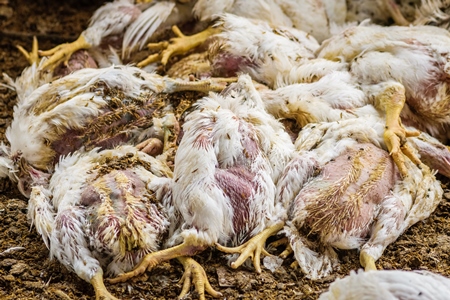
162,76,236,93
215,222,284,273
360,162,441,272
108,235,207,283
16,36,40,65
359,193,407,272
177,256,222,300
138,25,221,67
91,271,120,300
268,237,294,259
268,237,303,269
39,35,91,70
376,83,421,177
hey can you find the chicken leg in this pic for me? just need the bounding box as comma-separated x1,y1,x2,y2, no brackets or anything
163,76,236,93
215,222,284,273
376,84,421,177
268,237,294,259
138,25,221,67
109,234,207,283
39,35,91,71
360,162,441,272
91,271,120,300
17,36,40,65
360,252,377,271
177,256,222,300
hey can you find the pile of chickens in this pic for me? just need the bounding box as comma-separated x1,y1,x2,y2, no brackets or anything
2,0,450,299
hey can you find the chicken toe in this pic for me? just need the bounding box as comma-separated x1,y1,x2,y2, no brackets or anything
268,237,293,259
177,256,222,300
109,236,206,284
39,34,91,70
17,36,40,65
378,83,421,177
138,26,220,67
215,222,284,273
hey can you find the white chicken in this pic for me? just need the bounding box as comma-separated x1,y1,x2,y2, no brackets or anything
210,15,450,178
131,0,422,67
274,116,442,279
0,65,227,197
28,145,173,300
317,23,450,144
109,74,295,293
136,0,347,67
319,269,450,299
7,37,98,104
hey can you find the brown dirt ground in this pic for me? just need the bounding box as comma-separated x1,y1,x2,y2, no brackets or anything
0,1,449,299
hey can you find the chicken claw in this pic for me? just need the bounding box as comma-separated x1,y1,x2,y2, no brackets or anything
109,236,206,284
177,256,222,300
215,222,284,273
378,83,421,177
16,36,40,65
137,25,220,67
384,127,422,177
268,237,293,259
91,271,120,300
39,35,91,71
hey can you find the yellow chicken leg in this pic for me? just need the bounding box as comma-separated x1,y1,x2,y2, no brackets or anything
164,76,237,94
377,84,421,177
268,237,293,259
39,35,91,70
138,26,221,67
90,271,120,300
108,235,206,284
359,251,377,272
17,36,40,65
215,222,284,273
177,256,222,300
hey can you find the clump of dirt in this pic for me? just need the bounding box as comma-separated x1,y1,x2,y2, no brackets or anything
1,1,450,300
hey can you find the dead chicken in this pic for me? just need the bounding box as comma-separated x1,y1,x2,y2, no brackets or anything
132,0,351,67
109,74,294,294
209,15,450,178
317,23,450,144
0,65,226,197
319,269,450,299
258,72,450,179
208,14,322,88
131,0,422,68
28,145,177,300
6,37,98,104
274,116,442,279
